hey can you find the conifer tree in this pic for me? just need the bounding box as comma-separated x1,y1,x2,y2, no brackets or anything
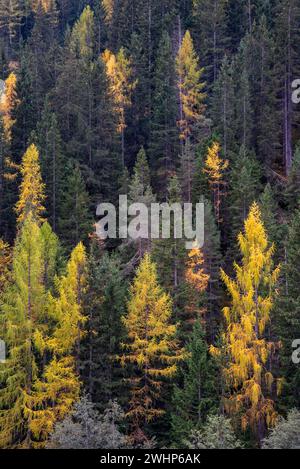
176,30,206,142
0,72,18,143
0,238,10,295
37,101,64,231
126,147,155,262
152,175,187,325
210,56,235,160
15,144,46,225
81,249,127,410
0,215,46,448
171,321,217,447
58,163,92,250
213,203,281,441
29,243,87,446
275,207,300,409
285,145,300,212
55,7,120,201
274,0,300,174
103,47,137,166
11,47,39,161
122,253,183,442
0,0,24,50
192,0,228,85
202,198,223,341
149,31,178,197
204,141,228,222
259,183,281,249
227,146,261,240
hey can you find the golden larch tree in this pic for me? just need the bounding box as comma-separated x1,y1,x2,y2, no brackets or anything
0,72,18,143
176,30,206,142
212,202,281,442
103,48,137,166
122,253,184,443
15,144,46,225
102,0,115,24
28,242,87,446
204,141,228,222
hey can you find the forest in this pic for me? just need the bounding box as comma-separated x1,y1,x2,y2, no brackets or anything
0,0,300,450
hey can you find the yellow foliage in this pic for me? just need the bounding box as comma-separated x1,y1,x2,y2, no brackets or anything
176,30,206,140
28,243,87,446
103,48,137,134
185,247,209,292
0,72,18,143
122,253,184,429
216,203,281,437
15,144,46,225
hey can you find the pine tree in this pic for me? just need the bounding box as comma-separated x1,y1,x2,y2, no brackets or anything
11,47,39,162
58,163,92,250
179,138,196,203
54,8,120,201
149,31,178,197
15,144,46,225
152,175,187,326
213,203,281,441
210,56,235,160
126,147,155,262
275,207,300,409
227,146,261,241
81,249,127,411
259,183,281,249
274,0,300,174
176,30,206,142
0,0,25,51
171,321,217,447
37,100,65,232
122,253,183,443
191,0,228,85
285,145,300,212
202,198,223,342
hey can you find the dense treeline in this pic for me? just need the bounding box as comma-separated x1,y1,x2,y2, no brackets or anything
0,0,300,449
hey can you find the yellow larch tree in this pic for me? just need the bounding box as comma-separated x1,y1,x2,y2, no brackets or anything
204,141,228,222
212,202,281,442
102,0,115,24
15,144,46,225
0,239,11,294
0,72,18,143
28,242,87,447
103,48,137,166
184,247,209,324
176,30,206,142
185,247,209,293
122,253,184,443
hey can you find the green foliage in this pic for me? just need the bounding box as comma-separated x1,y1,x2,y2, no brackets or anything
171,321,217,447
